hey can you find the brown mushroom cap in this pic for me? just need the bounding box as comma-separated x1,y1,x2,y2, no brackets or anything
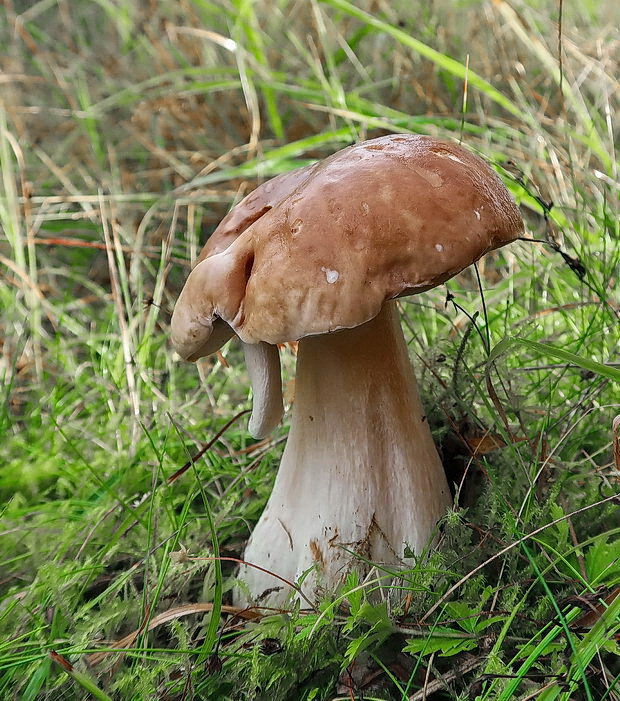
198,164,317,260
171,134,523,356
171,165,314,360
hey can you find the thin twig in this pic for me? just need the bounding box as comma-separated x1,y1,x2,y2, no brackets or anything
166,409,251,484
409,655,483,700
180,553,317,611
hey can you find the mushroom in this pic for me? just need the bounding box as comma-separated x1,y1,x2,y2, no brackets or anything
171,134,523,605
172,164,316,438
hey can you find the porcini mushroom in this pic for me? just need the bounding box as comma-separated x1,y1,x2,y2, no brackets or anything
171,134,523,605
172,165,315,438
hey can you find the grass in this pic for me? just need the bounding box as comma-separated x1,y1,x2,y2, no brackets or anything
0,0,618,699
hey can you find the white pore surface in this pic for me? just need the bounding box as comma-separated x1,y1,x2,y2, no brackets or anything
236,302,451,606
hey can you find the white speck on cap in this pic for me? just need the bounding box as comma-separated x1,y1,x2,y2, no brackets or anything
435,244,444,252
474,210,481,220
321,267,340,284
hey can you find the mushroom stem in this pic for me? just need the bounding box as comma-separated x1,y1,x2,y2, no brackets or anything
243,341,284,439
237,302,451,605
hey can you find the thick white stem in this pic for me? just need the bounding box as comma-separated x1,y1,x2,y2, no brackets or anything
236,302,451,605
243,341,284,439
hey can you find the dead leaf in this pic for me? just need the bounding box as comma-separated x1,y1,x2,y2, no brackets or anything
464,429,527,455
309,539,325,568
87,603,261,667
571,587,620,631
465,433,506,454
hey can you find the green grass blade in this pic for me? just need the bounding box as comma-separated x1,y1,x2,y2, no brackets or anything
562,591,620,698
50,651,113,701
488,337,620,383
180,127,356,189
320,0,522,118
234,0,285,140
521,542,593,701
20,657,51,701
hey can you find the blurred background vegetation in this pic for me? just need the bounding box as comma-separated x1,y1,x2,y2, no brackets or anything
0,1,618,699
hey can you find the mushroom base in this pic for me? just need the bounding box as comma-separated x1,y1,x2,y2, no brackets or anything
236,302,451,606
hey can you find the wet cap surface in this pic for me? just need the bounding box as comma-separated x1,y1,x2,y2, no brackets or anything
198,164,316,260
172,134,523,355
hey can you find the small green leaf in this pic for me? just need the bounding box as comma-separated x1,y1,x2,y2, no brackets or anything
477,615,507,631
585,537,620,584
294,614,324,640
446,601,478,634
343,572,362,615
405,636,477,658
601,638,620,655
404,628,478,657
343,602,393,662
515,640,566,659
549,503,570,543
